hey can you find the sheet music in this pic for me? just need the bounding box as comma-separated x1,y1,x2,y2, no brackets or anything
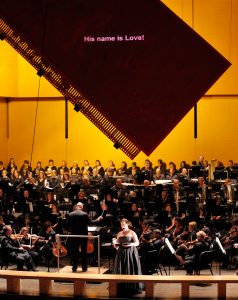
215,237,226,255
154,180,172,185
88,226,102,232
165,237,176,254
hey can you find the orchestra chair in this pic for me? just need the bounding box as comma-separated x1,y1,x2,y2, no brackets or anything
141,249,159,275
0,243,10,270
196,250,214,275
141,249,167,275
157,247,168,275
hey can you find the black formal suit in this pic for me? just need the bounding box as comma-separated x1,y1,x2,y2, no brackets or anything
68,209,89,271
1,234,35,270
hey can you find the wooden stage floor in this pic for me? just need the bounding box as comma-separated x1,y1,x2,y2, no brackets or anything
0,264,238,299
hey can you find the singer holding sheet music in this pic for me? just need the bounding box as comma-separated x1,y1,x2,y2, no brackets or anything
112,218,143,296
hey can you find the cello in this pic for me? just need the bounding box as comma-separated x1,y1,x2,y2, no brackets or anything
52,236,68,258
79,232,94,254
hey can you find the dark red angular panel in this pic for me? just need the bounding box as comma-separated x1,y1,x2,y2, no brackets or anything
0,0,231,155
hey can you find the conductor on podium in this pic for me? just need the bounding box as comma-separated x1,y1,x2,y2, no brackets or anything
68,202,89,272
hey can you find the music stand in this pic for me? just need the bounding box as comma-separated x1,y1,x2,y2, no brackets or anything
189,166,203,179
164,238,176,275
231,170,238,180
215,237,226,255
215,237,226,274
164,238,176,255
213,171,228,180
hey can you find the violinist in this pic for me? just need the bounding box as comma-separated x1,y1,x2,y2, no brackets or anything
1,225,36,271
174,221,198,267
183,230,210,275
165,217,184,248
220,219,238,268
177,221,198,247
221,220,238,249
19,226,39,267
34,221,56,266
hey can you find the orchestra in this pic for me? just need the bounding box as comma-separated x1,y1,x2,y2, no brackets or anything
0,157,238,274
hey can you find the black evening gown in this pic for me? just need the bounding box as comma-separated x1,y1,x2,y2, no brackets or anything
113,236,143,296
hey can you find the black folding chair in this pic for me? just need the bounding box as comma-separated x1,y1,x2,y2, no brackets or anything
141,249,159,275
197,250,214,275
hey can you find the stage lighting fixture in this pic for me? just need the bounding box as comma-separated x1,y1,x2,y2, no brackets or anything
37,68,44,77
74,103,82,112
113,142,121,149
0,33,6,40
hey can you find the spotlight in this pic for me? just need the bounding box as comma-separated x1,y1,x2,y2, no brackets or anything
37,68,44,77
0,33,6,40
113,142,121,149
74,103,82,112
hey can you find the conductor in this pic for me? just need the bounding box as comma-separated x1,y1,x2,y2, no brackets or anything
68,202,89,272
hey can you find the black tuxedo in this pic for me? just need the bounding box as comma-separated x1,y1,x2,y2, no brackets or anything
68,209,89,271
1,234,35,270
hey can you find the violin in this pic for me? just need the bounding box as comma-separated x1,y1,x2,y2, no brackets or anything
10,234,24,240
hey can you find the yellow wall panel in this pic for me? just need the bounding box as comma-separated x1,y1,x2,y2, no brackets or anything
17,55,62,97
0,41,17,96
0,101,8,160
